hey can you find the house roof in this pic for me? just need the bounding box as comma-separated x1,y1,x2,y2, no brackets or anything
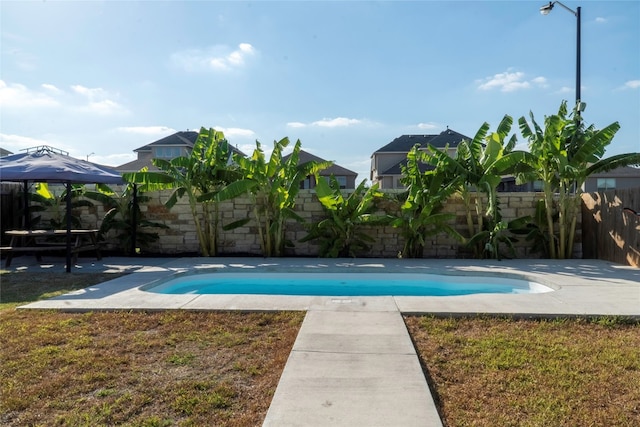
115,154,157,173
116,131,246,173
373,128,470,154
133,131,199,152
426,129,470,149
283,150,357,177
373,129,471,178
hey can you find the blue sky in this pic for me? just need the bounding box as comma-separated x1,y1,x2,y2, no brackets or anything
1,1,638,183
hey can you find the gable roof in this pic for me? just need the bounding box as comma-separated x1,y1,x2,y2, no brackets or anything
133,131,199,152
426,129,470,148
116,131,246,173
373,128,470,154
114,154,155,173
283,150,357,177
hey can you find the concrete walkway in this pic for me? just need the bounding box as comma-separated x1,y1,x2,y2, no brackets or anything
263,303,442,426
10,256,640,426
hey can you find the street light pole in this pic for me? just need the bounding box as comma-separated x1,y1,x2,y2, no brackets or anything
540,1,581,106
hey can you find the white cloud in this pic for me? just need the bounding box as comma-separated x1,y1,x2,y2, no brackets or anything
227,43,255,66
286,117,366,128
417,122,439,131
0,80,60,108
558,86,573,94
41,83,62,94
117,126,176,135
0,80,126,115
71,85,108,98
82,99,126,115
287,122,307,128
623,80,640,90
238,143,259,155
312,117,362,128
477,71,531,92
214,126,255,138
92,153,136,167
595,17,607,23
172,43,257,72
531,76,549,88
71,85,127,115
0,133,50,151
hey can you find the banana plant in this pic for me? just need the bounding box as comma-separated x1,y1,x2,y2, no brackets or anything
27,183,92,230
392,145,463,258
123,127,240,256
423,115,532,258
300,177,392,257
217,137,332,257
84,183,168,255
518,100,639,259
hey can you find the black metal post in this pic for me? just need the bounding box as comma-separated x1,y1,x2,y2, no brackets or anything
576,6,581,104
23,180,30,229
131,183,138,256
65,181,72,273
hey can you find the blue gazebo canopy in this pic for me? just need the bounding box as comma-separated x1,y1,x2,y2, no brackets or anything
0,146,123,184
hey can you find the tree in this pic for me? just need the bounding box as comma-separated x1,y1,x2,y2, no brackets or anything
28,183,92,229
123,127,238,256
300,177,391,257
392,145,463,258
423,116,530,258
84,183,168,255
217,137,332,257
518,101,640,259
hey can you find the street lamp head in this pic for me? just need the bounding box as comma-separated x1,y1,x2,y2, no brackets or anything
540,2,554,15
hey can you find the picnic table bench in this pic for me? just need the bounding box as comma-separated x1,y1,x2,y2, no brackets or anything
1,229,102,267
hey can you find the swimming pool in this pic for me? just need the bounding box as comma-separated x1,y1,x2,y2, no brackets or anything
144,272,554,297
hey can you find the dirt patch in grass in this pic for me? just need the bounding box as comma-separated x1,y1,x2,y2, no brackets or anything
405,316,640,427
0,272,304,426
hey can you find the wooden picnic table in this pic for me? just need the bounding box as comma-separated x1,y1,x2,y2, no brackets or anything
0,229,102,267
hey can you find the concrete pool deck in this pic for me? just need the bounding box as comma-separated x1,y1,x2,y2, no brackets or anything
9,256,640,426
12,257,640,317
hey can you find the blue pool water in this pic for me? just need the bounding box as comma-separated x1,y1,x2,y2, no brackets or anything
145,272,553,297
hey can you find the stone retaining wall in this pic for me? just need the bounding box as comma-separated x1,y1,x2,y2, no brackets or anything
65,189,580,259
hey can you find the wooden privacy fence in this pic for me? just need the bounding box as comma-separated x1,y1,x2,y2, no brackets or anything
582,188,640,267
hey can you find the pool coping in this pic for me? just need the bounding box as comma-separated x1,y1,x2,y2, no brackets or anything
17,257,640,318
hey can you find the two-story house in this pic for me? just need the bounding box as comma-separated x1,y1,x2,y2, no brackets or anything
370,128,470,189
115,131,221,173
583,166,640,192
284,150,358,189
116,131,358,189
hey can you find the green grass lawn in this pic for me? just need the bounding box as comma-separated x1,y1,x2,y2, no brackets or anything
405,315,640,427
0,271,303,426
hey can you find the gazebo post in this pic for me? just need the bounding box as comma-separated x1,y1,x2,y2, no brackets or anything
23,180,30,229
131,183,138,256
65,181,72,273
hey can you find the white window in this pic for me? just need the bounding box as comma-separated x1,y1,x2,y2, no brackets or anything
155,147,181,158
597,178,616,191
